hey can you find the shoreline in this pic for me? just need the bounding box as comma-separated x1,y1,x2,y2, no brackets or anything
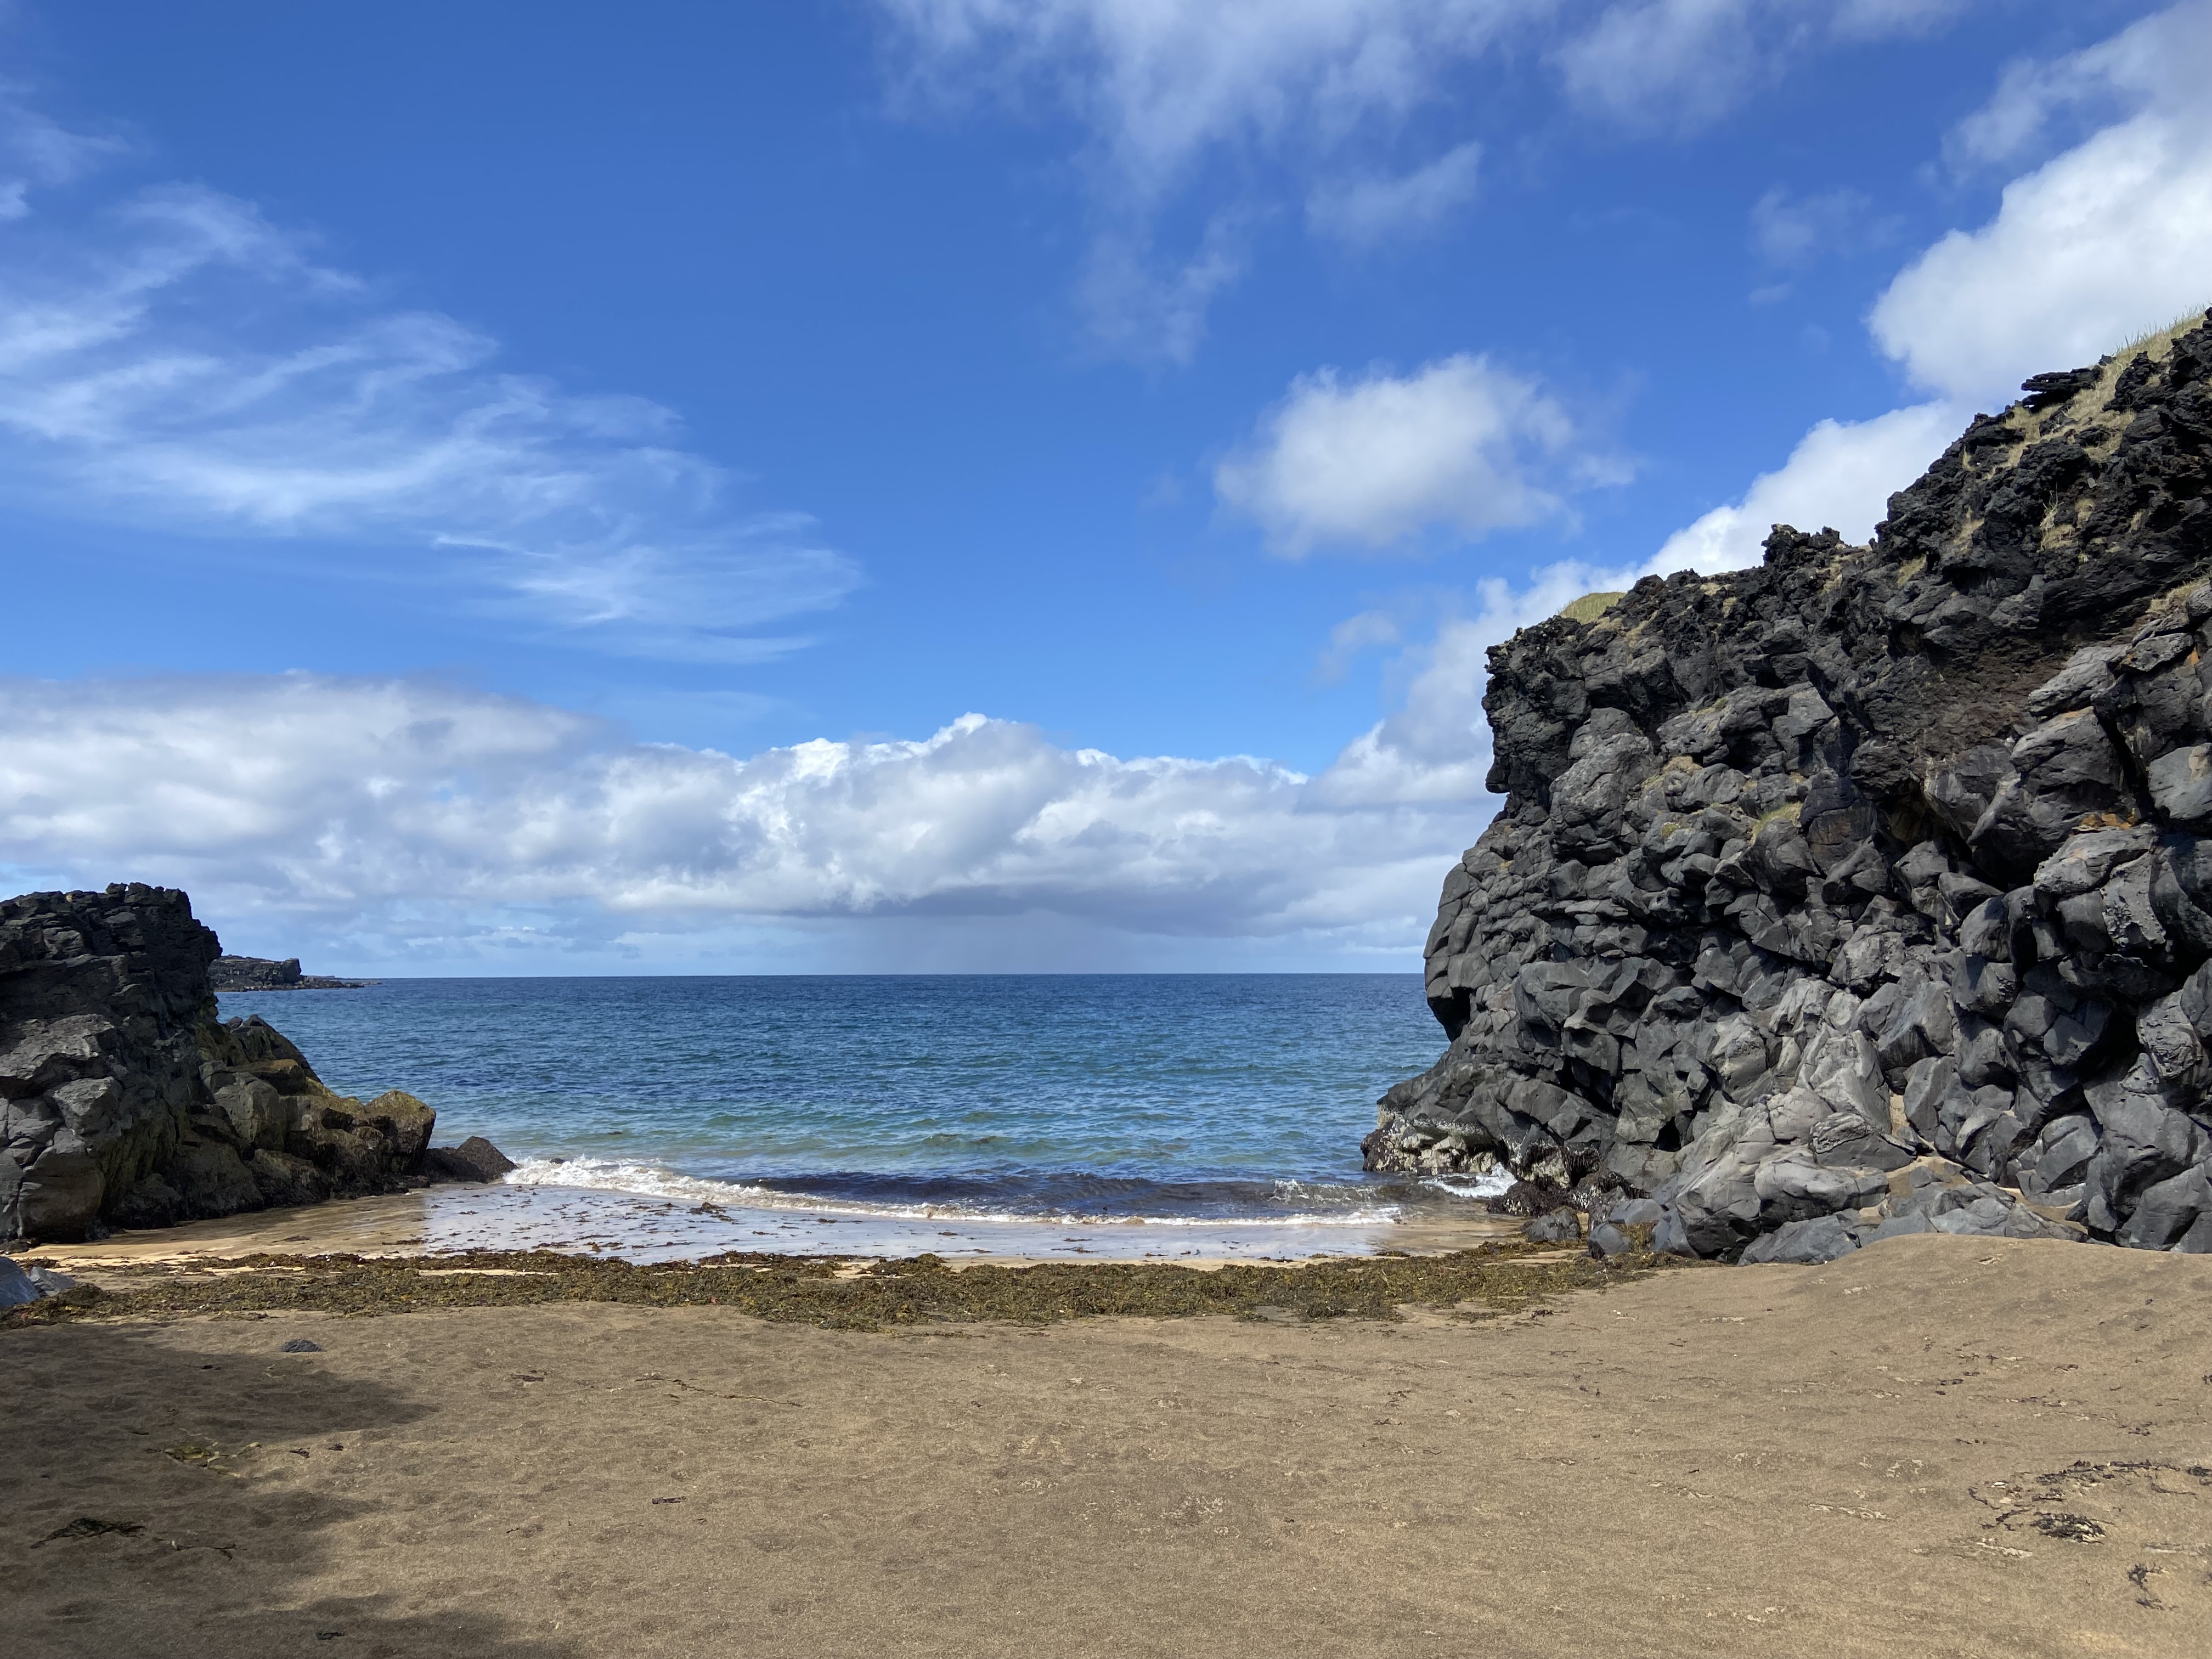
18,1180,1523,1269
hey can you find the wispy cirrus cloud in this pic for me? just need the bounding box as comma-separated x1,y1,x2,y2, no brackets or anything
1555,0,1976,131
0,78,120,218
874,0,1516,358
1306,140,1482,246
874,1,1993,358
1747,184,1886,269
0,97,857,663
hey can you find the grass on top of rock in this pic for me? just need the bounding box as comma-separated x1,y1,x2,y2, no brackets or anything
1558,590,1626,624
2112,305,2212,366
1,1242,1689,1331
2062,304,2212,427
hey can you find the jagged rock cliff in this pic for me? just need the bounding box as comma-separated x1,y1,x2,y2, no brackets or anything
2,885,433,1241
1371,311,2212,1263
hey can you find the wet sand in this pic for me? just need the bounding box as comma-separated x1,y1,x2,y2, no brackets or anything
29,1182,1520,1267
5,1232,2208,1658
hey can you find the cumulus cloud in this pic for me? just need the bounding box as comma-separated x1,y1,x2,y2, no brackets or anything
0,674,1494,967
1311,558,1630,808
1298,393,1970,826
1643,3,2211,585
1871,1,2212,405
1307,399,1963,816
1647,400,1961,574
0,99,856,662
1215,354,1602,555
1304,397,1963,826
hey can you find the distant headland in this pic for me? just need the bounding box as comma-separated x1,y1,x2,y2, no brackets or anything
209,954,372,992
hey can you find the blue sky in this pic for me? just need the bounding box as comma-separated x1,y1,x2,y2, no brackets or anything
0,0,2206,971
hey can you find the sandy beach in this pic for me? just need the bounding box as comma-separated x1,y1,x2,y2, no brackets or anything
5,1231,2208,1659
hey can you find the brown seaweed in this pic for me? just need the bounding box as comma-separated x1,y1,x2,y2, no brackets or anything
4,1242,1687,1332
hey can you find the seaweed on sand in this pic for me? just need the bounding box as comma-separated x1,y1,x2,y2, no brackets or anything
4,1242,1688,1332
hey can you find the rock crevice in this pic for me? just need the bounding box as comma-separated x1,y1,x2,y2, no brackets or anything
1371,312,2212,1263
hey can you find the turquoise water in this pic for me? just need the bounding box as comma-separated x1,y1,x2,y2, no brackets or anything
221,975,1461,1230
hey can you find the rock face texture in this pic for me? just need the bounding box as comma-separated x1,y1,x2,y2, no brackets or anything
2,885,433,1241
1370,313,2212,1263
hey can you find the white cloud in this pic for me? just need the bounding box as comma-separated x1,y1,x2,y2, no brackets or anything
1297,392,1961,822
880,1,1517,356
1074,215,1253,364
1307,140,1482,246
879,1,1517,200
1271,4,2193,874
1944,2,2201,170
1555,0,1769,127
1215,354,1594,555
1311,558,1629,806
1871,1,2212,405
884,1,1980,168
0,103,856,662
877,2,1990,356
1647,400,1960,574
1556,0,1974,129
1748,184,1875,267
0,82,121,217
1303,394,1961,825
1646,2,2211,586
1315,608,1406,684
0,673,1494,968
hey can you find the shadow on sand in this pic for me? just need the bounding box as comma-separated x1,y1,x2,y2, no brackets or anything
2,1318,579,1659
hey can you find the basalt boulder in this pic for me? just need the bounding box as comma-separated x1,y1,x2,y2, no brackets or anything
1370,312,2212,1263
2,884,439,1242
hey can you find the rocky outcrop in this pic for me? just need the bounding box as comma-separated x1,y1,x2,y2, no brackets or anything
1371,312,2212,1264
2,885,433,1242
210,955,369,991
421,1136,518,1183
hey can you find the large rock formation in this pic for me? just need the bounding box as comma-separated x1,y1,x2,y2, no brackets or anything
1371,311,2212,1263
210,955,368,991
2,885,433,1241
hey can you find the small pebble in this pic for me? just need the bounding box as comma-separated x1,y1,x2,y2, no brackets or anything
280,1339,323,1353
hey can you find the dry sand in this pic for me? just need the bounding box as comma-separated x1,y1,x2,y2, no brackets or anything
4,1232,2209,1658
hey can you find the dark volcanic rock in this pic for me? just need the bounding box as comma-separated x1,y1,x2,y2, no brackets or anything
1522,1206,1583,1244
1369,312,2212,1261
422,1136,519,1184
210,955,369,991
2,885,433,1242
0,1253,43,1306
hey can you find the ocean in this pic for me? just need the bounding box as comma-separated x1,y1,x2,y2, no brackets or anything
218,974,1507,1260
